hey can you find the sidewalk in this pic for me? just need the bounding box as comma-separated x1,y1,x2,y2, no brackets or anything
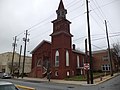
14,73,120,86
94,72,120,85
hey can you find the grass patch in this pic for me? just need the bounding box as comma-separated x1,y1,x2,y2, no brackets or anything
65,72,109,81
93,72,104,78
65,75,87,81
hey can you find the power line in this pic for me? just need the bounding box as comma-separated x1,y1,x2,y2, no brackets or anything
92,33,120,41
90,0,117,43
70,12,85,20
16,31,25,37
92,42,120,51
90,14,105,32
30,29,51,40
29,1,85,40
92,44,104,50
15,0,83,36
110,32,120,34
67,0,83,9
15,0,120,40
15,0,85,39
73,32,120,42
69,3,84,13
73,36,87,42
92,0,117,43
91,0,118,11
28,14,54,32
90,2,104,23
29,11,85,41
92,0,105,19
14,0,120,55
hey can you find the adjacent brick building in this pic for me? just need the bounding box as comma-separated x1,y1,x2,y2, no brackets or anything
93,49,118,72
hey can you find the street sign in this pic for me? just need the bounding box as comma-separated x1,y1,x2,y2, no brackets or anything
84,63,90,70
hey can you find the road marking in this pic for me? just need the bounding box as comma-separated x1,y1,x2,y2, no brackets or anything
16,85,36,90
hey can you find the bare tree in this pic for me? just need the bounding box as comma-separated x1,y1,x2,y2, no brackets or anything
112,42,120,71
8,62,19,75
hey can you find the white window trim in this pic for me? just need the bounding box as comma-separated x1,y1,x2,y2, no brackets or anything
55,50,59,67
101,64,110,71
66,50,69,66
55,71,58,76
37,59,42,67
67,71,70,76
102,56,108,61
77,55,80,67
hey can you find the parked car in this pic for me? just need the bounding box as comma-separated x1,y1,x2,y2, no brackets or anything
0,72,12,79
0,81,19,90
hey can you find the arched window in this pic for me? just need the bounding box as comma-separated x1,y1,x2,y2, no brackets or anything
55,71,58,76
55,50,59,67
77,55,80,67
66,50,69,66
37,59,42,67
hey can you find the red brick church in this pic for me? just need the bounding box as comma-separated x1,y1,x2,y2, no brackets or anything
30,0,86,79
30,0,119,79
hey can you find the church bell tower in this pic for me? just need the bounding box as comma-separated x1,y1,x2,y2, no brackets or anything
56,0,67,19
50,0,73,79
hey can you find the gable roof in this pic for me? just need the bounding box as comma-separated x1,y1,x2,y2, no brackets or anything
72,49,85,55
92,49,107,54
31,40,51,54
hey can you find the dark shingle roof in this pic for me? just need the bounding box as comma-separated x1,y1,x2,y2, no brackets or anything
31,40,51,54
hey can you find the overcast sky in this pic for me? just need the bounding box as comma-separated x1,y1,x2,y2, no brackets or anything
0,0,120,55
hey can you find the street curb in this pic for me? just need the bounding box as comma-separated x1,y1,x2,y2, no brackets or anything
73,73,120,86
13,78,44,83
16,85,36,90
94,73,120,85
12,73,120,86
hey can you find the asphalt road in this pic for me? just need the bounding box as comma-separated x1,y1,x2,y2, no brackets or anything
1,74,120,90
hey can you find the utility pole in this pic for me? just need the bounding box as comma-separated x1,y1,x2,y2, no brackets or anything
11,36,17,75
86,0,93,84
105,20,113,76
22,30,29,78
17,45,22,78
85,39,90,84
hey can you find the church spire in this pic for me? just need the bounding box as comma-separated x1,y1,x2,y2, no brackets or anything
58,0,65,10
56,0,67,19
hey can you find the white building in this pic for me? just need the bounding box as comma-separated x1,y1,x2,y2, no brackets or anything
0,52,32,74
